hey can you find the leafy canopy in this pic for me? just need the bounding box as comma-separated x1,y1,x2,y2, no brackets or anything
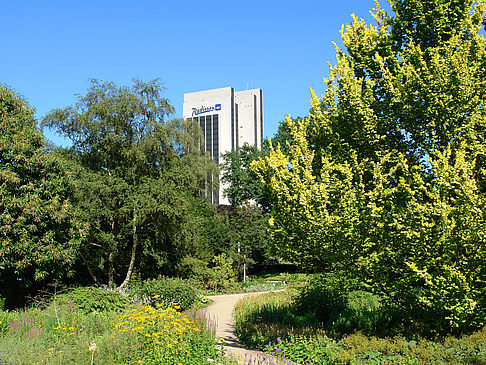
0,85,85,307
252,0,486,333
43,79,217,287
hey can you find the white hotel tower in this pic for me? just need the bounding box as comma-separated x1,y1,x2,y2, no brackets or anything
183,87,263,205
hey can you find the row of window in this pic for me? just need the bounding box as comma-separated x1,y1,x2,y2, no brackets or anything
193,114,219,164
193,114,219,204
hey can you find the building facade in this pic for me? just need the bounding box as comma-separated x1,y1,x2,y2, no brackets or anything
183,87,263,205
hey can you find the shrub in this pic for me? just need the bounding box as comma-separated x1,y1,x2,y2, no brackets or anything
50,287,129,314
177,256,215,285
112,302,222,364
209,253,237,291
141,276,198,310
266,327,486,365
295,273,348,323
328,291,403,337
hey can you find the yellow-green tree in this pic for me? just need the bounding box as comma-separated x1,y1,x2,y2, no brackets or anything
252,0,486,333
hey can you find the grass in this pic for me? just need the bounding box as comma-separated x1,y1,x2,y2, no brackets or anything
199,277,288,296
234,291,325,351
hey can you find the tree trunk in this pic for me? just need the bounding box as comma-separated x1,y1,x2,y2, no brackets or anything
118,208,137,290
107,218,115,286
80,251,99,285
107,249,114,286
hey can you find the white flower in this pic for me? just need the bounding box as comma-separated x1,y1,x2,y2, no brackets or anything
89,342,98,352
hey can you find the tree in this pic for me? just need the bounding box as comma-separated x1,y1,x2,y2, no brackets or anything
252,0,486,333
221,143,269,208
0,86,85,307
42,79,217,288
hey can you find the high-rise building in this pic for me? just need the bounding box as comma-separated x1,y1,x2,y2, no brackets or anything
183,86,263,205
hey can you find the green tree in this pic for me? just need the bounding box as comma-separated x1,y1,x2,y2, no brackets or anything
216,205,271,276
221,143,269,208
42,79,217,288
252,0,486,333
0,86,85,307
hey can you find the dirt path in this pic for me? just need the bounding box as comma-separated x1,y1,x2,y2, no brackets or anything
203,291,292,364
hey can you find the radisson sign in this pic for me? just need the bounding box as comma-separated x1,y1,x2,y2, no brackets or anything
192,104,221,116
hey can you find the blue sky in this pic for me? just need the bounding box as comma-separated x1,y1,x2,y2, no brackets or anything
1,0,388,146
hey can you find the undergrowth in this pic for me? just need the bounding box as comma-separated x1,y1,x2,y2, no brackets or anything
234,274,486,364
0,286,233,364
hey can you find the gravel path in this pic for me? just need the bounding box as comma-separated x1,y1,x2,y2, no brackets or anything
203,291,294,365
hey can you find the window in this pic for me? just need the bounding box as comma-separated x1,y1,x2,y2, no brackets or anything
212,114,219,164
205,115,212,157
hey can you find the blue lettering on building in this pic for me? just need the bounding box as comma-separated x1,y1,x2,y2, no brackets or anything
192,104,222,116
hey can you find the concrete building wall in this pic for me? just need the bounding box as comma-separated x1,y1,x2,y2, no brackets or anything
235,88,263,149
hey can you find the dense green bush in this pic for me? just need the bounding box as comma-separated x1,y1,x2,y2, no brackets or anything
50,287,129,314
177,256,215,284
140,276,198,310
268,329,486,365
235,286,486,364
296,273,347,323
294,274,405,337
329,290,399,338
209,253,237,291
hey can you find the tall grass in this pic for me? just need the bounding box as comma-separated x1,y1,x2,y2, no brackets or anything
0,287,233,364
234,291,325,350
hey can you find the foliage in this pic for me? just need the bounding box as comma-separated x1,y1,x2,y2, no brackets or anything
218,205,272,273
187,199,232,264
50,287,129,314
137,277,199,311
252,0,486,333
234,291,322,350
267,330,486,365
0,85,85,308
261,116,305,157
234,288,486,364
296,273,349,324
209,253,237,291
112,302,221,365
221,143,268,207
42,79,217,288
0,290,229,365
177,256,215,284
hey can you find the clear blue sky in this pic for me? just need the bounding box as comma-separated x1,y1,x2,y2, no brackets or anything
1,0,389,146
